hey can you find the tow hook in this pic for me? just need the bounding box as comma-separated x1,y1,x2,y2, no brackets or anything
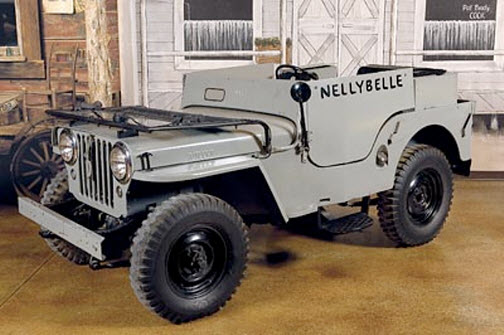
89,258,102,270
89,256,130,271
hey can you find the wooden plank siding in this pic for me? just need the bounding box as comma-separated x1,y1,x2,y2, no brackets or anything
263,0,280,37
0,0,121,119
137,0,411,109
136,0,143,102
135,0,504,111
392,0,504,95
138,0,284,109
143,0,178,108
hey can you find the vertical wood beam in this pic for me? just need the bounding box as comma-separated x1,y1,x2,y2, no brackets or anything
281,0,288,64
389,0,398,65
118,0,140,105
140,0,149,106
85,0,113,106
17,0,42,60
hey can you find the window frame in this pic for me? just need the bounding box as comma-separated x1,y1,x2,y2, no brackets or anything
0,0,22,61
174,0,262,70
0,0,44,79
413,0,504,72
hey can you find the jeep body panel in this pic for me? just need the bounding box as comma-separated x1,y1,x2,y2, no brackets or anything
306,68,415,166
133,155,261,183
56,107,296,219
47,64,472,222
182,64,300,121
260,101,473,218
65,108,295,173
133,103,472,220
18,64,473,323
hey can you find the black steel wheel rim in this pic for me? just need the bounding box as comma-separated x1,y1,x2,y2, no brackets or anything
166,226,228,298
406,168,444,226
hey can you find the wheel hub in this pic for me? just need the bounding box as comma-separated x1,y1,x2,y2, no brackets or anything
412,186,429,209
180,244,211,281
407,168,443,226
12,131,64,201
40,161,60,179
167,227,227,298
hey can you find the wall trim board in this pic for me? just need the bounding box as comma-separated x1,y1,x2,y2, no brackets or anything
118,0,140,105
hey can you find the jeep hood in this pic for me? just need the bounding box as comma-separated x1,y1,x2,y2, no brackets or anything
70,107,296,173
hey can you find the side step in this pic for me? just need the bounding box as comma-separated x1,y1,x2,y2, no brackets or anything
318,212,373,235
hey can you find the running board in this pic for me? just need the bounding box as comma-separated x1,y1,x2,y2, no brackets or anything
318,211,373,235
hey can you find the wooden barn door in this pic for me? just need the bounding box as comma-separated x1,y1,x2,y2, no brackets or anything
293,0,339,66
338,0,385,76
293,0,384,75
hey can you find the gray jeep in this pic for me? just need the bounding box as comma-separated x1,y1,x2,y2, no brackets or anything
19,63,473,323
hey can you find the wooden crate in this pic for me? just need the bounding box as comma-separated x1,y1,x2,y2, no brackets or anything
0,92,23,126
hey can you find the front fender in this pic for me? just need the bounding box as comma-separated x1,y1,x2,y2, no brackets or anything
132,155,289,221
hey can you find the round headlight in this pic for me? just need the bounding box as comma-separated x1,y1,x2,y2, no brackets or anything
58,129,77,165
110,143,132,183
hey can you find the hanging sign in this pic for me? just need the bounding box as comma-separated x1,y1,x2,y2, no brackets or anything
43,0,75,14
425,0,496,21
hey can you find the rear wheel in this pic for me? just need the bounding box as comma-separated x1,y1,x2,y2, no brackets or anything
129,193,249,324
378,144,453,246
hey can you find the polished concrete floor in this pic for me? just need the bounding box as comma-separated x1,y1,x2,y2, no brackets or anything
0,179,503,334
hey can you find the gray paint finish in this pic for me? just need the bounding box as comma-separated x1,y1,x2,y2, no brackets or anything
128,65,472,219
22,64,473,225
18,197,105,260
307,68,415,166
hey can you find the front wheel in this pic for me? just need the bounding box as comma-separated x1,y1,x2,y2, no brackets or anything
41,171,90,265
378,144,453,247
129,193,249,324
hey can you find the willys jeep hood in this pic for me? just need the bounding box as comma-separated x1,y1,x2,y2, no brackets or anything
69,106,297,175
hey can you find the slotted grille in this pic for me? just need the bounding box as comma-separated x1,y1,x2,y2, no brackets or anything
76,133,114,209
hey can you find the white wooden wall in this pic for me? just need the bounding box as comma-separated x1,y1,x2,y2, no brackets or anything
392,0,504,95
135,0,285,109
393,0,415,66
264,0,281,37
136,0,143,102
144,0,179,109
383,0,393,63
133,0,504,112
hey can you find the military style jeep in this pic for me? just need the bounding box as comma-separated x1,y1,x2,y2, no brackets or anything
19,63,473,323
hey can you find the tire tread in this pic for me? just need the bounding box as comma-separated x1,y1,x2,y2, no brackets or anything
129,193,249,324
378,144,454,246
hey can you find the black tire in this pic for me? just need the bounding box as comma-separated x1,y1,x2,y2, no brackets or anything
129,193,249,324
41,171,91,265
378,144,453,247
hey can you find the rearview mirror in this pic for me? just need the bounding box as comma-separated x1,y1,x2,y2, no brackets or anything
291,82,312,103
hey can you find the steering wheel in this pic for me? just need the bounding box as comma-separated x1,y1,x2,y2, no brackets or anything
275,64,319,81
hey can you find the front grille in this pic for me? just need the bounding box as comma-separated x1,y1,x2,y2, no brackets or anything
76,133,114,209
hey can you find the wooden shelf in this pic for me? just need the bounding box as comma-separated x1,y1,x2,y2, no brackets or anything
0,56,26,63
0,60,45,79
0,123,26,137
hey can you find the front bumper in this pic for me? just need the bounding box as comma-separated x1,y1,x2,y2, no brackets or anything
18,197,105,260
